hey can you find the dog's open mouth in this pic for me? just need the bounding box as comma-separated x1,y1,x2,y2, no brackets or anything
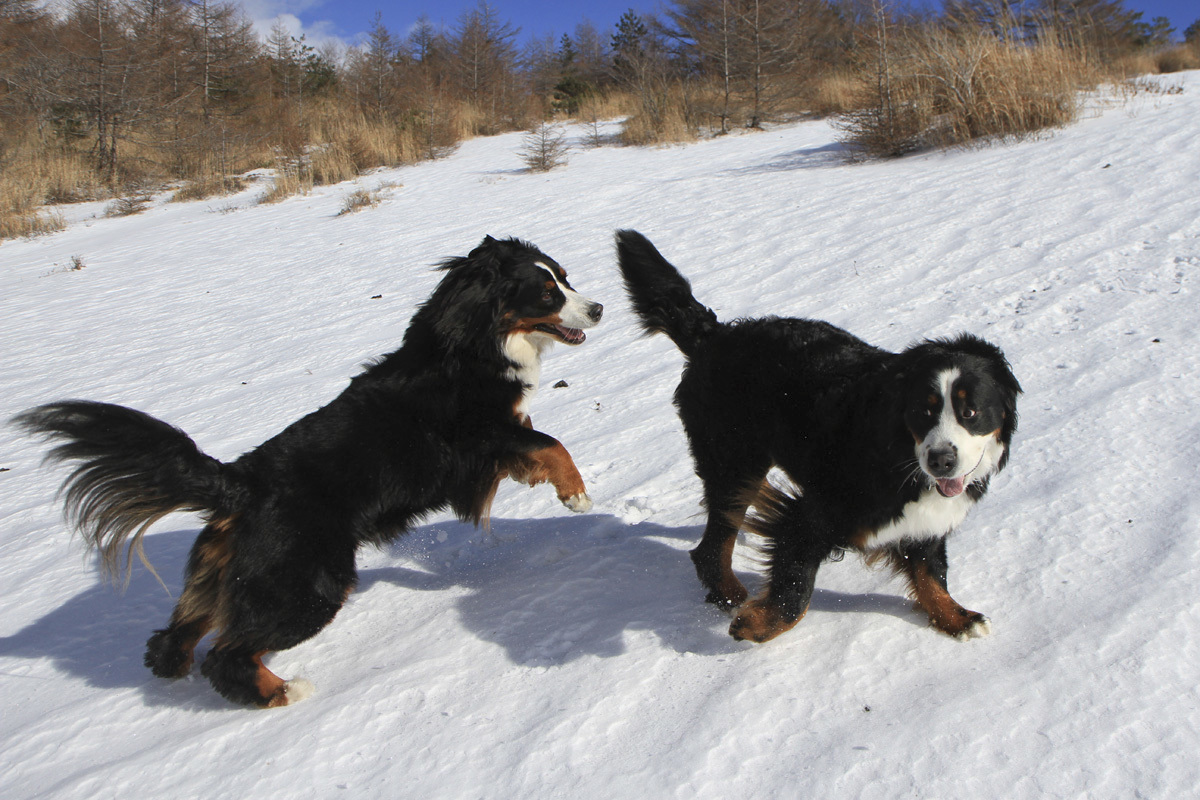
933,453,985,498
535,323,586,345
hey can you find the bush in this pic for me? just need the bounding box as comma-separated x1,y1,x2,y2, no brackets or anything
171,175,247,203
1153,46,1200,74
337,186,381,216
105,193,154,217
520,123,570,172
838,25,1096,159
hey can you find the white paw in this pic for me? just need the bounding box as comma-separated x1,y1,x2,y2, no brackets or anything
954,616,992,641
563,493,593,513
283,678,315,704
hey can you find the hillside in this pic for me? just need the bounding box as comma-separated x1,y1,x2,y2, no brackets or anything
2,74,1198,798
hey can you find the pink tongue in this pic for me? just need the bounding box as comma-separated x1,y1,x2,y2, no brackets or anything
936,477,965,497
558,326,585,344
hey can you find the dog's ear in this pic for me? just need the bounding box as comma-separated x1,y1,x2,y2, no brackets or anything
465,235,500,262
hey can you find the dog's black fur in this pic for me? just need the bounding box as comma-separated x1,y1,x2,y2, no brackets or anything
616,230,1020,643
15,235,602,707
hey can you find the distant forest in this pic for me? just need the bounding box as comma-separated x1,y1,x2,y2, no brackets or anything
2,0,1197,237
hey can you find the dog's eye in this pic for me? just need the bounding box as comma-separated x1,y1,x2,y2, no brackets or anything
541,290,553,303
962,408,977,419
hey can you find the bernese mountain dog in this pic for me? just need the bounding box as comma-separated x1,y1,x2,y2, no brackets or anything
14,235,603,708
616,230,1020,644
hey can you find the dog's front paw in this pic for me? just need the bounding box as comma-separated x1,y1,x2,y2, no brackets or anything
952,614,992,641
728,598,801,643
563,492,592,513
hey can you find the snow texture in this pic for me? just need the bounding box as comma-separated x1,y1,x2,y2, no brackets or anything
2,74,1198,799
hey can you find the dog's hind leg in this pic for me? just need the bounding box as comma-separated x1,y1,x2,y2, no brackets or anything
144,519,235,678
200,556,353,707
201,645,317,708
730,487,837,642
888,538,991,640
688,457,771,609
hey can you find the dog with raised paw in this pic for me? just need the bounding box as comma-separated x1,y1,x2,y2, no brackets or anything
15,235,602,707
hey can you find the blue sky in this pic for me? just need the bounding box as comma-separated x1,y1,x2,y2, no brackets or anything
242,0,1197,49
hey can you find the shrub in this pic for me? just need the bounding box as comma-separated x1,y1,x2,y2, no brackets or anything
105,193,154,217
337,187,381,216
520,123,570,172
171,175,248,203
838,24,1097,159
1153,46,1200,74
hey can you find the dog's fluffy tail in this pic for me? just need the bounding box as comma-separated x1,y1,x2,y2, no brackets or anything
616,230,719,358
12,400,240,584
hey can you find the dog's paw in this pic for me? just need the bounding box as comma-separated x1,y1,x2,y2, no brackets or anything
728,599,801,643
265,678,315,709
563,493,592,513
953,615,992,641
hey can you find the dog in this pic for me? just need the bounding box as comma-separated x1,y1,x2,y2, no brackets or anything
14,235,603,707
616,230,1020,644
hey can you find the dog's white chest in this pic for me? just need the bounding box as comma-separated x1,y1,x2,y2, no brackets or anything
865,490,974,549
503,333,549,417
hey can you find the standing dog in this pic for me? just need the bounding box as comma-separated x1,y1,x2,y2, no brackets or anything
616,230,1019,644
15,235,602,707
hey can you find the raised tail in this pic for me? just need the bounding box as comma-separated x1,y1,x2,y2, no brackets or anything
12,400,239,584
615,230,719,358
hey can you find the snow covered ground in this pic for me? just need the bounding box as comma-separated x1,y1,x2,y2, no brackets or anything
2,73,1198,799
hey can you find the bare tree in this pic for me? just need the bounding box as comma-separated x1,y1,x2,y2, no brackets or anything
451,1,520,132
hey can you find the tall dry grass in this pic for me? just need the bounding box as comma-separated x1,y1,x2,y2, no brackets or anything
0,136,103,241
838,27,1100,158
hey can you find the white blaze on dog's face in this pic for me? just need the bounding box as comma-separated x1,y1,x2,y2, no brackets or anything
502,259,603,418
907,367,1008,498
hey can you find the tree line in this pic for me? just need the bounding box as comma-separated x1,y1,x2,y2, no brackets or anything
1,0,1195,236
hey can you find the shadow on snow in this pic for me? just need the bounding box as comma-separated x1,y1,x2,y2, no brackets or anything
0,512,923,708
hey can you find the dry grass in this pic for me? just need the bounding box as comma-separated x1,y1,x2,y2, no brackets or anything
0,137,105,241
336,185,386,216
838,27,1099,158
171,175,248,203
0,208,67,241
257,159,313,205
804,70,862,116
1151,46,1200,74
576,91,638,121
618,88,697,147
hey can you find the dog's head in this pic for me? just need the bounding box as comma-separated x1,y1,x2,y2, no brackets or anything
897,334,1021,498
418,236,602,356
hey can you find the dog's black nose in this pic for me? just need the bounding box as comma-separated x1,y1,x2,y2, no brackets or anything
588,302,603,323
927,446,957,476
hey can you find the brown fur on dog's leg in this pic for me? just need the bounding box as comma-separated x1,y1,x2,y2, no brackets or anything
513,438,591,512
728,597,804,643
253,652,314,708
910,566,991,639
888,539,991,640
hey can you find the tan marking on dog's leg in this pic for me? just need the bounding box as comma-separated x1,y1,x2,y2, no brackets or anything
909,564,990,639
518,439,590,512
729,596,805,643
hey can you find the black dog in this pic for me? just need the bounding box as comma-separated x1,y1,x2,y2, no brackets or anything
15,235,602,707
617,230,1019,644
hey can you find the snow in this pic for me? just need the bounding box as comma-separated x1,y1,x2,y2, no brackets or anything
2,73,1199,798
